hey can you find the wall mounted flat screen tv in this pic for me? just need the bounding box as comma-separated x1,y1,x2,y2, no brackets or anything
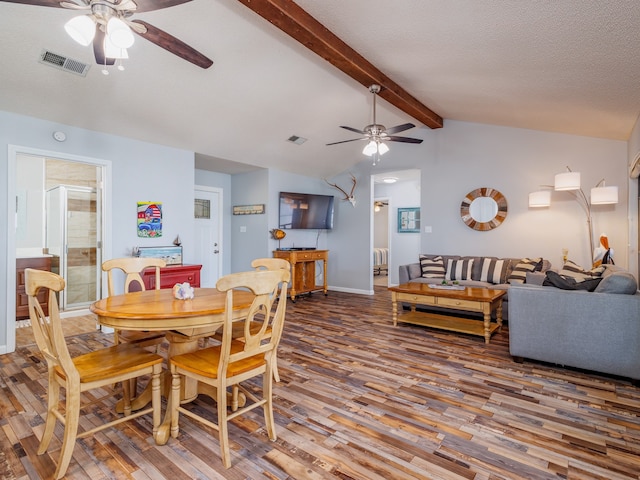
278,192,334,230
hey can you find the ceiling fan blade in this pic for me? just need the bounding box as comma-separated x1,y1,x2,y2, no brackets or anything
386,136,423,144
326,137,368,146
0,0,65,7
130,0,192,13
339,125,366,135
384,122,416,135
93,27,116,66
131,20,213,69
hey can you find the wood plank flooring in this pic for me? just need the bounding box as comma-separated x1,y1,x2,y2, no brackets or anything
1,287,639,479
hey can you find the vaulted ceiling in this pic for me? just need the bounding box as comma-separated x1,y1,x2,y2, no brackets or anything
1,0,640,178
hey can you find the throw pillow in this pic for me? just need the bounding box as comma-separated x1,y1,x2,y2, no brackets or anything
593,272,638,294
543,270,602,291
446,258,474,281
561,260,606,282
507,257,542,284
480,258,508,284
419,255,445,278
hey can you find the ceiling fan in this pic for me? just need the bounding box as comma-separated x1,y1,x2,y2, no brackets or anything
1,0,213,69
373,200,388,212
327,84,423,164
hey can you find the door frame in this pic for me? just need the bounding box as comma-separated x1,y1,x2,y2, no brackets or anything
194,185,223,286
4,145,112,354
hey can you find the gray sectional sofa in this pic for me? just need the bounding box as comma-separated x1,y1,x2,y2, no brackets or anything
398,254,551,320
508,265,640,382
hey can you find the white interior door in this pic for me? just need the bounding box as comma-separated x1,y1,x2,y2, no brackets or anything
194,187,222,287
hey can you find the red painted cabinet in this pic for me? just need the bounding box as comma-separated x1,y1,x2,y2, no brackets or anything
141,264,202,290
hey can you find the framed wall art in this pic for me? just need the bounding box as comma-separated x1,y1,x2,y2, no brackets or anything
397,207,420,233
137,202,162,238
233,204,265,215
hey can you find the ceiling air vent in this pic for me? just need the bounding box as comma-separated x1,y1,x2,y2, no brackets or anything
287,135,307,145
39,50,90,77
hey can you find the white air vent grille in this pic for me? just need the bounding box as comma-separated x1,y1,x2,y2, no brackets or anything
287,135,307,145
39,50,90,77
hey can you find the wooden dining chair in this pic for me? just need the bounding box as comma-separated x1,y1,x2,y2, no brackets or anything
102,257,168,349
210,257,291,383
25,268,163,480
169,268,289,468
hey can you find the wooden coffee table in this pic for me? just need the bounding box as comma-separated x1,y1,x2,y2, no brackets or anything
389,283,506,344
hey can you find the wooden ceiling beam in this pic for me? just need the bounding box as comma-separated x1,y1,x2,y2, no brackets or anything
235,0,443,129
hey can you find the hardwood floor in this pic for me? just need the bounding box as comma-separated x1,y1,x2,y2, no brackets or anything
1,287,639,479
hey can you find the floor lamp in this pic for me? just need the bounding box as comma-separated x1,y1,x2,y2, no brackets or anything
529,167,618,266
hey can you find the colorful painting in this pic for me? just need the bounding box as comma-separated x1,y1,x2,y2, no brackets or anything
137,202,162,238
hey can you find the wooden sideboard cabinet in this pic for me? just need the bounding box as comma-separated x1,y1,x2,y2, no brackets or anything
273,250,328,301
16,256,52,319
141,264,202,290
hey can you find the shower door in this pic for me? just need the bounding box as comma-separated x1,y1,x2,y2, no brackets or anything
46,185,102,310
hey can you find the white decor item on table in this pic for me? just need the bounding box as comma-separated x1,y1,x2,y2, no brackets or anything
173,283,194,300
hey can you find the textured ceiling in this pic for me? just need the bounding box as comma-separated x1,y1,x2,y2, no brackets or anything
1,0,639,178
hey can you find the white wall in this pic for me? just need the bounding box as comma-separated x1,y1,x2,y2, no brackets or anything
15,154,45,250
422,120,629,270
626,114,640,279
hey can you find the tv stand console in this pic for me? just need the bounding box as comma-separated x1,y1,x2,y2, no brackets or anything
273,249,328,301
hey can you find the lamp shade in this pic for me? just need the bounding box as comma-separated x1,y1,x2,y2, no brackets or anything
107,17,135,49
104,36,129,59
65,15,96,46
362,141,377,156
528,190,551,207
590,185,618,205
554,171,581,191
377,142,389,155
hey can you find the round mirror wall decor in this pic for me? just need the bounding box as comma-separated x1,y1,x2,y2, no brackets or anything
460,187,508,231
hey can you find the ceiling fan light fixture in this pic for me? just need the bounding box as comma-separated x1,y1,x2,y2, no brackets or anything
107,17,135,49
378,142,390,155
362,140,377,156
65,15,96,46
104,36,129,59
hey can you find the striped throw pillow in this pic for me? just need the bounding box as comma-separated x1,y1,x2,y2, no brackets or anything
446,258,474,281
420,255,445,278
507,257,542,284
561,260,606,282
480,258,508,284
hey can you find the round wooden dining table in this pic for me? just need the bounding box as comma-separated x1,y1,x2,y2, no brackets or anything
90,287,254,444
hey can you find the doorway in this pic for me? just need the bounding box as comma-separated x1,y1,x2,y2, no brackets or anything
194,186,222,287
371,169,421,287
5,146,110,354
373,197,390,286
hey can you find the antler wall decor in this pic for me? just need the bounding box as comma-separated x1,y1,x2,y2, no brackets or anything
325,173,357,207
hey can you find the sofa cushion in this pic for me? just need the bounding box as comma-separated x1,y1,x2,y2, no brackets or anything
480,258,508,284
525,271,547,286
419,255,445,278
408,263,422,280
593,272,638,294
446,258,474,281
561,260,606,282
543,271,602,291
508,258,542,284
